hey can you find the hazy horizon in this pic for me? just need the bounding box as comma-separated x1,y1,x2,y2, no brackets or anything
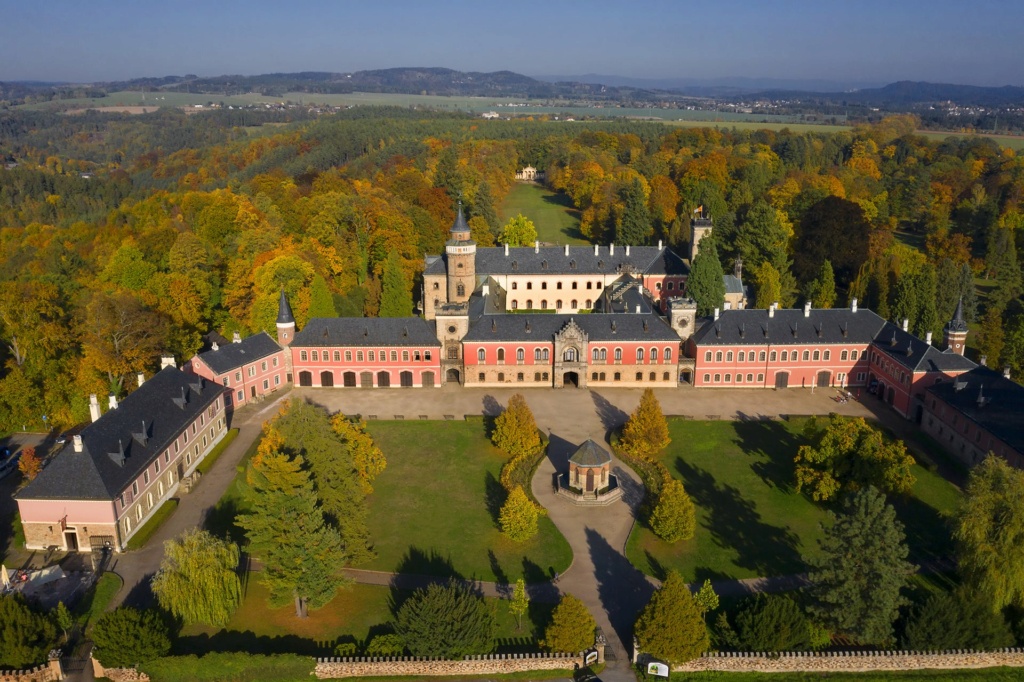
1,0,1020,87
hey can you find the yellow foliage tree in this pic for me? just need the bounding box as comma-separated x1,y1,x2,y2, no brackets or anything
618,388,670,460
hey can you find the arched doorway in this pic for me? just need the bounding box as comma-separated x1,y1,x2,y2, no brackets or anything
400,371,413,387
774,372,789,389
320,371,334,387
816,370,831,388
298,371,312,387
445,368,460,384
679,369,692,385
343,371,357,387
423,372,435,388
360,371,373,388
585,468,594,492
564,371,579,388
377,371,390,388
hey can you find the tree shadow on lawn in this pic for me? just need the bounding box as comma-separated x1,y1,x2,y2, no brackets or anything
489,550,511,597
485,472,507,526
203,496,246,545
482,395,504,439
890,493,954,565
674,458,802,577
521,558,560,602
587,528,655,653
174,629,333,657
590,391,628,434
732,415,803,494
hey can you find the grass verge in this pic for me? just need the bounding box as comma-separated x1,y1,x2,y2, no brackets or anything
671,669,1024,681
500,183,587,245
196,429,239,475
74,572,123,630
125,499,179,551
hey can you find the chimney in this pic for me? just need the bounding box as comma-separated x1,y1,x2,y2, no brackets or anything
594,244,599,256
564,244,569,257
626,245,630,256
713,307,720,321
635,304,641,313
1004,366,1012,380
482,283,490,297
89,394,101,423
851,298,858,313
108,394,118,410
734,257,743,280
160,354,177,369
769,304,775,319
137,372,145,388
504,243,509,256
73,435,83,453
211,342,219,351
980,355,988,367
724,302,732,310
902,318,909,332
925,331,933,346
534,241,539,254
804,301,811,318
658,239,663,250
610,243,615,256
233,331,242,343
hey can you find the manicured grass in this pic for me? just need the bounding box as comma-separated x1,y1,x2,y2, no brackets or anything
364,420,572,583
75,572,123,630
196,429,239,475
672,670,1024,681
500,183,588,245
125,499,179,551
203,434,264,543
626,418,962,581
178,576,554,656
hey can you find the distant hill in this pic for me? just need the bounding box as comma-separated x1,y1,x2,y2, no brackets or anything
533,74,886,95
753,80,1024,107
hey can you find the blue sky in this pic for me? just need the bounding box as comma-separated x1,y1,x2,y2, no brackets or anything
0,0,1020,86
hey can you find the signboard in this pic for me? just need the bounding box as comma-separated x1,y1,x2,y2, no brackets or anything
584,649,599,666
646,661,670,678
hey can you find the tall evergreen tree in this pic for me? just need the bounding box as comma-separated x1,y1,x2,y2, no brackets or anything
378,250,413,318
238,449,350,617
394,581,494,658
687,235,726,316
433,145,463,203
890,272,918,329
987,227,1023,311
902,587,1014,651
913,263,940,338
542,595,596,654
935,258,961,326
473,181,500,236
734,200,790,272
805,486,916,645
634,571,709,664
957,262,979,323
615,179,652,245
752,261,782,309
977,307,1006,366
650,478,697,543
807,259,837,309
307,274,337,319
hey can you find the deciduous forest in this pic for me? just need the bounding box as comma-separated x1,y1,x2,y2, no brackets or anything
1,108,1022,431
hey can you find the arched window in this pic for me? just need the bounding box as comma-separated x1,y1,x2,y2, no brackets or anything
586,299,592,308
432,282,439,290
664,347,672,361
516,348,525,362
705,351,712,362
535,348,542,361
600,348,607,361
497,348,505,363
587,282,593,289
571,300,577,308
572,282,578,289
726,351,733,362
592,348,600,361
738,351,745,362
557,282,563,289
542,349,549,361
477,348,485,361
656,282,662,291
456,283,465,297
527,282,532,290
769,351,776,362
542,282,547,290
781,351,788,361
526,300,533,309
511,300,518,309
759,351,766,361
716,351,723,362
556,300,562,309
813,350,820,361
637,348,645,362
636,372,643,381
803,350,810,361
564,348,577,362
541,300,548,309
651,347,658,362
614,348,622,362
512,282,518,289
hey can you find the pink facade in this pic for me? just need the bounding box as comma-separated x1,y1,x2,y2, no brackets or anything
642,274,688,307
291,345,441,388
692,342,872,390
191,354,286,409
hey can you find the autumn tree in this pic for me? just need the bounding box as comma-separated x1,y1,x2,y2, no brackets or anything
499,485,540,542
395,581,494,658
17,446,41,481
794,414,916,502
151,529,241,627
330,413,387,494
81,292,168,394
693,579,719,623
805,487,916,645
510,578,529,631
542,594,595,653
650,478,697,543
501,214,538,247
954,455,1024,611
618,388,670,459
491,394,541,459
687,234,726,316
378,250,413,318
752,261,783,309
634,571,709,664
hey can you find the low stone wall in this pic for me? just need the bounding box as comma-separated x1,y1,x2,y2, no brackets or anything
90,659,150,681
315,652,583,679
672,648,1024,673
0,660,61,682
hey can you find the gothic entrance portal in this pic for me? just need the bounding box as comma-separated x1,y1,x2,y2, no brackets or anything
563,371,579,388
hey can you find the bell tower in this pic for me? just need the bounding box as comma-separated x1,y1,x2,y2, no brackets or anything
446,202,476,304
276,289,295,347
943,298,968,356
690,211,714,262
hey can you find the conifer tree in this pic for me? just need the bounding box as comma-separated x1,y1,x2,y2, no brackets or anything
693,579,719,623
237,449,350,617
91,607,171,668
499,486,540,542
957,262,979,323
807,260,837,309
913,263,939,338
977,307,1006,366
378,250,413,318
650,478,697,543
307,274,337,319
542,595,596,653
687,235,726,316
619,388,670,459
473,181,500,236
890,272,918,329
805,486,916,645
634,571,709,664
615,178,652,245
935,258,961,326
152,529,241,627
395,581,494,658
0,594,57,669
491,393,541,459
752,261,782,309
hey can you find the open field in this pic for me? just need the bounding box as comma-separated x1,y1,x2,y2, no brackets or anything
626,418,962,581
500,183,587,245
178,578,554,656
673,669,1024,681
363,419,572,583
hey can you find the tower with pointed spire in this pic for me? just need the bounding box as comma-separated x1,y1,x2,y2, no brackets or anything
276,289,296,347
943,298,968,355
445,202,476,305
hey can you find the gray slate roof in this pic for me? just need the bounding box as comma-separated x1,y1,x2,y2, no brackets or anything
723,274,745,295
927,367,1024,455
291,317,440,348
872,322,977,373
425,245,688,278
569,440,612,467
277,290,295,325
17,368,224,501
692,308,888,347
463,311,679,343
196,332,282,375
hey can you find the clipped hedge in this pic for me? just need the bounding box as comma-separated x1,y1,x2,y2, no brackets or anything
140,652,315,682
499,430,549,503
196,428,240,475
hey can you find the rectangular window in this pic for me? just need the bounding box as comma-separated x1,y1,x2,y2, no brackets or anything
261,361,268,372
851,350,859,360
759,351,766,361
263,379,269,390
143,471,150,485
222,378,229,387
299,351,308,362
357,351,364,362
120,493,126,508
275,374,280,386
312,351,319,362
391,350,398,361
403,351,410,361
725,374,731,382
132,481,139,495
705,351,712,362
479,373,485,382
164,450,170,464
345,350,352,361
703,373,711,383
738,351,745,362
803,350,810,361
236,390,243,401
757,373,764,382
813,350,820,361
273,357,279,367
824,350,830,361
235,371,242,381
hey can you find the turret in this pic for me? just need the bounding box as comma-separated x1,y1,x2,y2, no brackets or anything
276,289,296,347
943,298,968,356
690,212,713,262
445,202,476,304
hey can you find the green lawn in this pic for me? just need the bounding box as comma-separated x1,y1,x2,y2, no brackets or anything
626,418,962,581
364,420,572,583
75,572,123,631
500,183,588,245
672,669,1024,681
178,576,554,656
